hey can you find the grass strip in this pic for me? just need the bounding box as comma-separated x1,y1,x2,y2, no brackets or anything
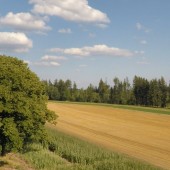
22,125,162,170
51,101,170,115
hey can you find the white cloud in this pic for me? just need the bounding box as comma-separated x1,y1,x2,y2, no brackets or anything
50,62,60,66
50,44,134,57
58,28,72,34
24,60,31,64
29,0,110,24
33,61,60,66
0,32,32,52
28,55,67,67
24,57,62,66
64,48,89,56
0,12,50,32
41,55,67,61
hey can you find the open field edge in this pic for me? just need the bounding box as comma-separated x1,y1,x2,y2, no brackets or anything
48,101,170,170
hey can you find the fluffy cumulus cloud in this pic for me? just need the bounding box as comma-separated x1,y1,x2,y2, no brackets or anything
50,44,134,57
29,0,110,24
41,55,67,61
0,32,32,52
23,60,31,64
26,55,67,67
33,61,60,66
0,12,50,32
26,60,60,67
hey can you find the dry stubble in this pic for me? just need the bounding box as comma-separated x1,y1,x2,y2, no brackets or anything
48,102,170,170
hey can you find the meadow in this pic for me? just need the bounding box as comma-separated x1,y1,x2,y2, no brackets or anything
56,101,170,115
22,125,161,170
1,102,169,170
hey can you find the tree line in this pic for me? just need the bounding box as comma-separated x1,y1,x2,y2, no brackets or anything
42,76,170,108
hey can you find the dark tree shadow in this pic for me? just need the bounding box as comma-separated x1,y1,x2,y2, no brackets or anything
0,160,8,167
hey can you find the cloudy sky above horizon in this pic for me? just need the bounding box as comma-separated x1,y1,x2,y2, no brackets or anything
0,0,170,87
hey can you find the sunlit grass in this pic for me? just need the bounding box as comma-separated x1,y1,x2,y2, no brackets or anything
51,101,170,115
22,125,161,170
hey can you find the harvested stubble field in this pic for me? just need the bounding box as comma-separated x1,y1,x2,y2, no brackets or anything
48,102,170,170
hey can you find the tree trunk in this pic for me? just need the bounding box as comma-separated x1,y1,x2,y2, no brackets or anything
1,143,6,156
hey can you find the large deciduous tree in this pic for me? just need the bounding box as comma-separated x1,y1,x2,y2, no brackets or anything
0,55,57,156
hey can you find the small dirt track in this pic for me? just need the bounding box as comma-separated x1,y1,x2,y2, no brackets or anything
48,102,170,170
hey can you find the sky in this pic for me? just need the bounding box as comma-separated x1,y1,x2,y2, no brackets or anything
0,0,170,87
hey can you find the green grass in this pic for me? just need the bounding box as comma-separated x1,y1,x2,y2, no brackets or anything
22,125,162,170
51,101,170,115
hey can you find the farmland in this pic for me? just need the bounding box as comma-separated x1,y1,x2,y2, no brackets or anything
48,101,170,170
22,126,160,170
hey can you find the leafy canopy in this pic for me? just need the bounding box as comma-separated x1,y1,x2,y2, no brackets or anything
0,55,57,156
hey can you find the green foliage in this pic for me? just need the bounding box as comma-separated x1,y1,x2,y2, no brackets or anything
98,79,110,103
148,79,162,107
22,126,161,170
44,76,170,108
110,77,132,104
48,141,57,152
86,84,100,103
133,76,150,106
0,55,57,156
0,118,23,155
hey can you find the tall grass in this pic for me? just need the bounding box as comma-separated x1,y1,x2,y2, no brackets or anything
22,125,161,170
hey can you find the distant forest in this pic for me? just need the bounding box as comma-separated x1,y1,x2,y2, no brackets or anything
42,76,170,108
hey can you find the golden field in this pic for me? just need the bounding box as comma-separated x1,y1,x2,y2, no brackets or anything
48,102,170,170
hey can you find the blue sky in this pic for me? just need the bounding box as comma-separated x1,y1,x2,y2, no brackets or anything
0,0,170,87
